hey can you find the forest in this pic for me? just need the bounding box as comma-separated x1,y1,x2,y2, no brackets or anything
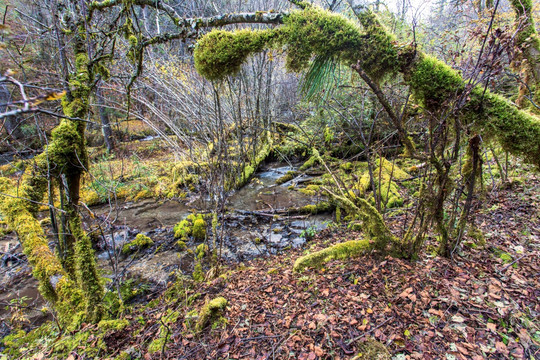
0,0,539,358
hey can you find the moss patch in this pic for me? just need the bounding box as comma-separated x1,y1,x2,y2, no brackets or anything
293,240,371,272
174,213,207,241
195,297,228,332
122,233,154,254
194,29,277,80
354,337,391,359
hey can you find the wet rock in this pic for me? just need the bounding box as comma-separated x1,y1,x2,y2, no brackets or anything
291,237,306,248
290,220,308,229
219,247,238,261
268,233,290,248
269,233,283,244
100,229,136,251
236,242,266,259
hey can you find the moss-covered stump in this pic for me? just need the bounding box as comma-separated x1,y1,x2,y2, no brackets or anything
293,239,371,272
122,233,154,254
195,297,228,332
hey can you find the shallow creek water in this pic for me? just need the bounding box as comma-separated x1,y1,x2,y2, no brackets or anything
0,162,331,327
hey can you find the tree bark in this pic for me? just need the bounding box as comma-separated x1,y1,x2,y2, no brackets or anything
510,0,540,110
96,85,114,152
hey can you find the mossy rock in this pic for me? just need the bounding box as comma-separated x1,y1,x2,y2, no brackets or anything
192,218,207,240
195,297,228,332
299,201,333,214
276,170,298,185
299,184,321,196
174,213,207,241
122,234,154,254
174,219,192,240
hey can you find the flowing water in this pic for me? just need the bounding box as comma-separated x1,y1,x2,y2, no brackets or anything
0,162,332,329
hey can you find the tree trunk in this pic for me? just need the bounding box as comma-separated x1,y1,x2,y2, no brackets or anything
0,84,22,139
96,85,114,152
510,0,540,110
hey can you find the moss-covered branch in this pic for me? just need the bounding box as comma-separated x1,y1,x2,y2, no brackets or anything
293,240,371,272
194,5,540,169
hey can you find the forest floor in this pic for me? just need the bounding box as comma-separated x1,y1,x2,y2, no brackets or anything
97,177,540,359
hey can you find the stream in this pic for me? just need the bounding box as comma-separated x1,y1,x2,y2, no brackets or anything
0,162,332,330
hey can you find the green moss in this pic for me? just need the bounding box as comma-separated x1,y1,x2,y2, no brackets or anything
0,324,57,358
147,310,180,354
194,6,399,83
0,180,87,326
176,240,187,250
348,222,363,231
196,243,209,259
192,218,207,240
499,252,513,263
293,239,371,272
340,162,353,172
468,226,486,247
98,319,129,331
335,207,341,223
174,213,207,241
194,29,277,80
299,201,333,214
193,262,204,282
299,184,321,196
463,88,540,168
71,213,104,322
235,136,273,190
281,7,398,81
354,158,407,209
195,297,228,332
122,233,154,254
276,170,298,185
174,219,192,240
405,53,464,110
299,153,320,171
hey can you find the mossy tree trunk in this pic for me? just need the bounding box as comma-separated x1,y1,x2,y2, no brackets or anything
510,0,540,110
1,0,291,325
